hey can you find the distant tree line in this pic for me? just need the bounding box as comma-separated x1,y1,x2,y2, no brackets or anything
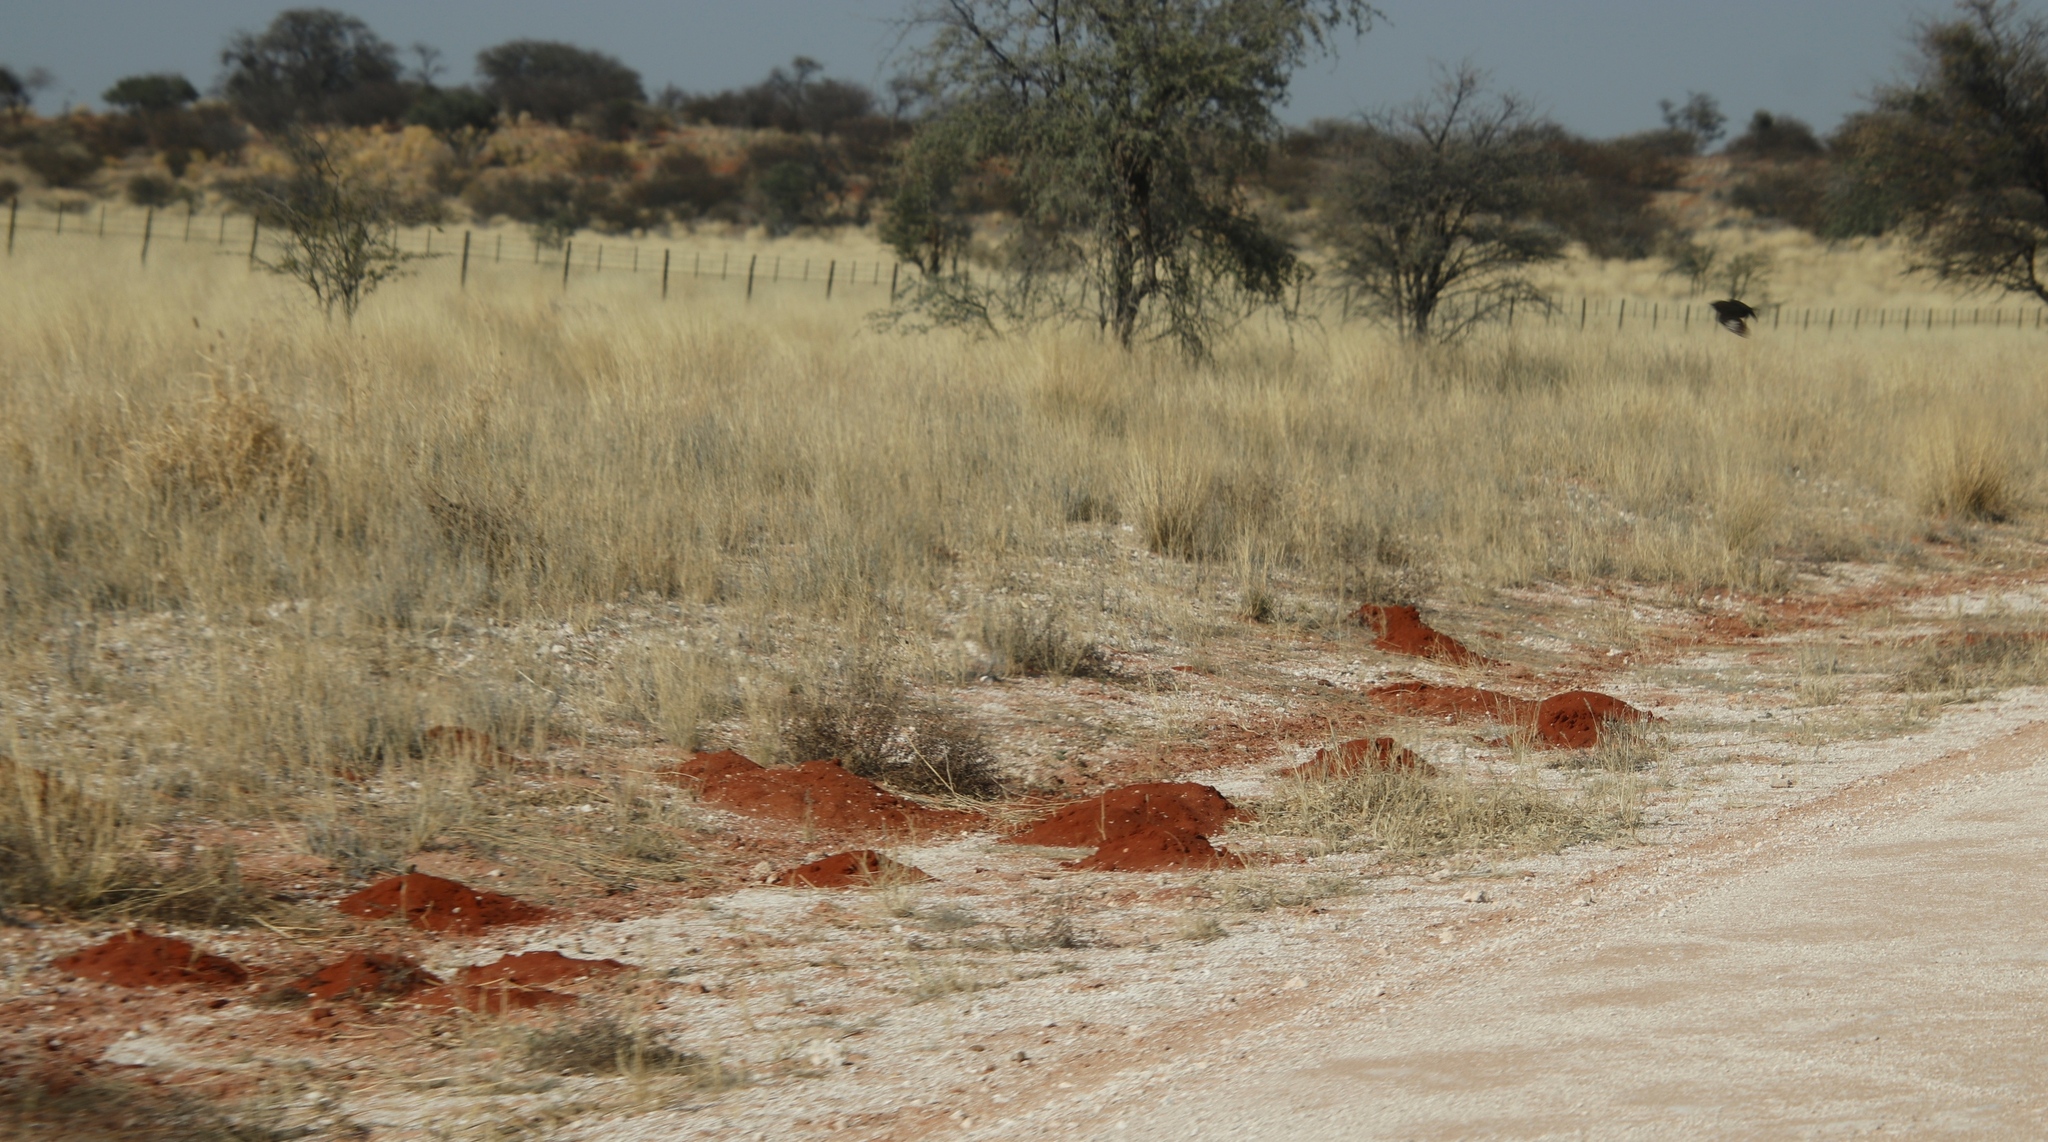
3,0,2044,340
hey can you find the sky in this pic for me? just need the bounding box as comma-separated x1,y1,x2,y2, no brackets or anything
0,0,1983,139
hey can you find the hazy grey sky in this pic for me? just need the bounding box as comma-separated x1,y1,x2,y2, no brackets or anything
2,1,1983,138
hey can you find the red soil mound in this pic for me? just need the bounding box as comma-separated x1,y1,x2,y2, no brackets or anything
293,951,440,1002
771,850,932,888
51,931,248,989
1283,737,1436,779
1004,782,1245,848
410,983,577,1012
1367,681,1539,723
668,751,983,835
335,873,546,934
1354,604,1495,666
1065,826,1243,872
1534,690,1648,748
455,951,627,987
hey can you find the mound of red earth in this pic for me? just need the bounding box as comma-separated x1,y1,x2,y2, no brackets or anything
1064,825,1243,871
293,951,440,1002
1534,690,1648,748
1282,737,1436,779
1003,782,1244,848
1354,604,1496,666
51,930,247,989
1368,681,1540,723
668,750,983,834
335,872,546,934
771,850,933,888
1367,683,1646,747
455,951,626,987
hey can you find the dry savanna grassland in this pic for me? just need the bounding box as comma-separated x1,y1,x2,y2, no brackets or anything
5,214,2048,1140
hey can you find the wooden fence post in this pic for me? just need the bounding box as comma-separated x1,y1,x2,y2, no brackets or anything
98,205,106,238
248,219,259,265
662,249,671,300
5,197,14,256
140,207,153,266
183,200,194,241
826,259,835,299
721,252,729,280
460,230,471,289
217,213,226,245
632,247,638,273
890,262,900,302
595,245,603,272
1616,299,1626,331
563,242,573,290
1579,297,1587,330
746,254,758,301
495,233,503,262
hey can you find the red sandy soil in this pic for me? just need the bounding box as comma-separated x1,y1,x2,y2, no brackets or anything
771,850,933,888
1368,682,1540,724
1354,604,1496,666
1282,737,1435,779
1366,683,1646,748
668,750,984,835
50,930,248,989
409,983,578,1012
1065,826,1244,871
455,951,628,987
1534,690,1649,749
335,872,547,934
1004,782,1246,848
292,951,440,1002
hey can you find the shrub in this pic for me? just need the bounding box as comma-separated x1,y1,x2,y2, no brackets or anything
124,172,181,208
783,665,1003,799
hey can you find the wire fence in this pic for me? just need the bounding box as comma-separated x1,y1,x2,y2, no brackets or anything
8,198,2048,335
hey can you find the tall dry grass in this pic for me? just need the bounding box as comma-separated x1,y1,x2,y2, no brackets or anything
2,228,2045,904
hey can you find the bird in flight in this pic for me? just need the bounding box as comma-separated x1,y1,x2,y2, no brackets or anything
1711,298,1758,336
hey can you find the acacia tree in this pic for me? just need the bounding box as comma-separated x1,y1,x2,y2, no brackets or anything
1321,67,1564,342
1838,0,2048,306
220,8,408,129
247,134,423,322
888,0,1376,357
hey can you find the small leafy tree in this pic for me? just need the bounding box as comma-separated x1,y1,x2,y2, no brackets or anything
1659,91,1727,153
1838,0,2048,306
1321,67,1564,341
247,134,423,322
103,73,199,113
889,0,1377,357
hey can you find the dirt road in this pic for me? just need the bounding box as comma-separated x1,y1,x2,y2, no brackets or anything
993,721,2048,1140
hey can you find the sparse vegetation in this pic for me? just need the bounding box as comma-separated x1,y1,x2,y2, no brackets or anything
1258,765,1644,858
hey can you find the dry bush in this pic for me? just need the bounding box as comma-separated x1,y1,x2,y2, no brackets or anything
523,1015,713,1080
782,662,1003,799
1917,424,2022,522
977,603,1109,678
1257,765,1643,858
125,387,314,515
1895,630,2048,699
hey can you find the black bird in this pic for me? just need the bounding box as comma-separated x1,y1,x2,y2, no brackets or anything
1710,298,1758,336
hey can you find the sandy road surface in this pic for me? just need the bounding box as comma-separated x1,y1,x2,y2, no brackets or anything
987,721,2048,1140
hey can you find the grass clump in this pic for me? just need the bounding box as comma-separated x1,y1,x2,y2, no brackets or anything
977,603,1110,678
523,1015,712,1080
1257,764,1643,859
783,663,1003,799
1895,629,2048,700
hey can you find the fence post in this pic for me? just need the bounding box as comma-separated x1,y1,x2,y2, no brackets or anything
1772,305,1780,330
183,200,194,241
1684,304,1691,331
693,252,701,278
248,219,259,265
562,242,573,290
460,229,471,289
1651,303,1658,330
632,247,639,273
773,255,780,282
534,238,541,264
1616,299,1625,331
721,252,729,280
802,258,809,282
595,245,603,273
826,259,835,299
746,254,758,301
57,209,65,235
890,262,900,303
1579,297,1587,330
425,230,432,256
218,213,226,245
495,233,503,262
5,197,14,256
140,207,153,266
1507,297,1515,327
98,205,107,238
1828,309,1835,331
662,249,670,300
